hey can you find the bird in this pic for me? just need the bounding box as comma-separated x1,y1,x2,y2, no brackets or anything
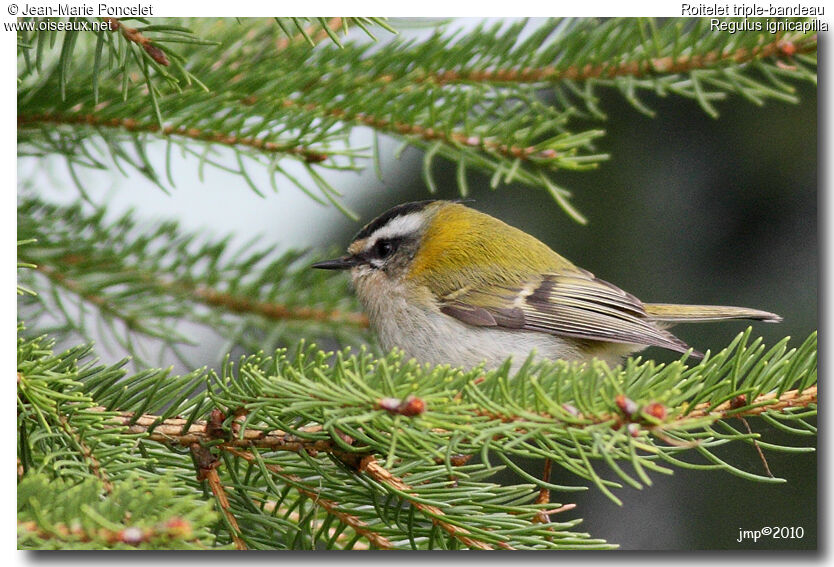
312,200,781,369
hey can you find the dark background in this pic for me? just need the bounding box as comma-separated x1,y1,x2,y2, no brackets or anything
317,83,818,550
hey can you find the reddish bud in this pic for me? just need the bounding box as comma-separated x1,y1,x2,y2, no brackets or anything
304,152,328,164
449,454,472,467
144,44,170,66
779,41,796,56
627,423,641,437
398,395,426,417
376,395,426,417
643,402,667,420
164,517,192,539
730,394,747,410
615,394,638,417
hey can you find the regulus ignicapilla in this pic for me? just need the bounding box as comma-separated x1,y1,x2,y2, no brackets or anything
313,200,781,369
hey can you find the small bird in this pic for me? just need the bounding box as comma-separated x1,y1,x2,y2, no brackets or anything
313,200,781,369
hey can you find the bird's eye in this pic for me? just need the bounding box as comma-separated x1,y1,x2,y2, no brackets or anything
373,239,397,259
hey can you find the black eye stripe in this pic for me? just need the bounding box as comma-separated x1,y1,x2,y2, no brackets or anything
373,238,399,259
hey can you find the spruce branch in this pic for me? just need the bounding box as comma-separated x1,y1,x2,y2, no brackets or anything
685,386,817,419
358,455,500,550
420,32,816,84
18,197,368,367
185,284,368,327
102,17,170,66
76,385,815,475
18,112,331,163
17,474,220,549
225,447,395,549
19,18,815,217
17,325,815,549
191,444,247,550
58,412,114,493
17,17,214,108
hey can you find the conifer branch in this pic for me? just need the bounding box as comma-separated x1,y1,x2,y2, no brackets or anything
102,17,170,66
224,447,395,550
92,407,341,452
32,263,163,338
16,327,815,549
58,414,113,493
358,456,502,550
80,387,815,455
19,199,367,366
18,113,330,163
421,34,816,85
685,386,817,419
17,473,219,549
274,98,566,163
186,285,368,327
191,444,247,550
17,18,816,215
470,387,816,433
26,251,367,331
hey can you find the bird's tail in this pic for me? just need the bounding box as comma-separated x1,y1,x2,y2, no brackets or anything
644,303,782,323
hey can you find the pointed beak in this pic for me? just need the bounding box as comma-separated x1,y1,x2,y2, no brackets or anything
311,256,358,270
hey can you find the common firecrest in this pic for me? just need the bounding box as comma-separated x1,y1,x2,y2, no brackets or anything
313,200,781,369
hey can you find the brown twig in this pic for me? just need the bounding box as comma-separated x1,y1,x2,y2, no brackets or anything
533,458,552,524
188,285,368,327
225,447,394,549
686,386,817,420
475,387,817,430
88,406,340,452
739,417,774,478
58,414,113,493
191,444,247,550
359,455,510,550
276,97,560,162
102,17,169,66
17,113,329,164
421,35,816,85
83,386,815,453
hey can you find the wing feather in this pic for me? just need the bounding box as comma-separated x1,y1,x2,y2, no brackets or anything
438,271,695,355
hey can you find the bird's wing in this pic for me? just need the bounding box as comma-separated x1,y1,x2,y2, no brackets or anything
438,270,695,355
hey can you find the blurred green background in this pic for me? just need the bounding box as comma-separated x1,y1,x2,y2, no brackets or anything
318,83,818,550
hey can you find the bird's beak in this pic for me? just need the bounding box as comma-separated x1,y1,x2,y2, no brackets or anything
311,256,358,270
